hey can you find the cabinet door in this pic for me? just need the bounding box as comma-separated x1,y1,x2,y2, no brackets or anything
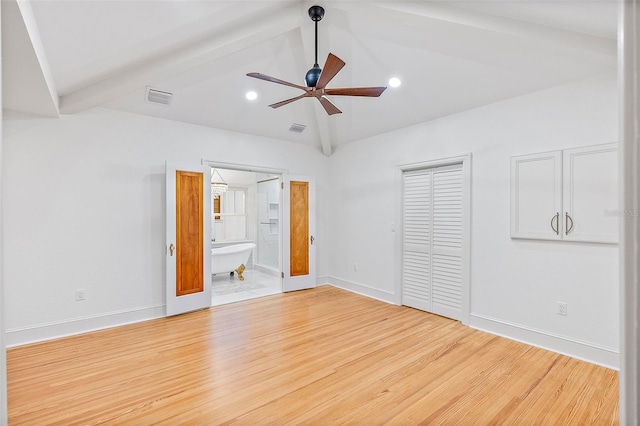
563,143,618,243
511,151,563,240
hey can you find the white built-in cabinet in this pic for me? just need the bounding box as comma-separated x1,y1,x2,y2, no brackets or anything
510,143,618,243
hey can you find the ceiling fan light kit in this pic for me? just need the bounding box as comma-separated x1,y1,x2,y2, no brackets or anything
247,5,386,115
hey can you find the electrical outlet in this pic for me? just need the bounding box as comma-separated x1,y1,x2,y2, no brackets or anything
353,263,358,272
557,302,567,316
76,289,85,301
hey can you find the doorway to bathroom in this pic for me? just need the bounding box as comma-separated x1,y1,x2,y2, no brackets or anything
208,166,283,306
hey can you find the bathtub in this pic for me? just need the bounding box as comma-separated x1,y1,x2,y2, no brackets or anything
211,243,256,279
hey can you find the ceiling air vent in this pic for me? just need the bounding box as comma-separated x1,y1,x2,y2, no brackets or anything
146,87,173,105
288,123,307,133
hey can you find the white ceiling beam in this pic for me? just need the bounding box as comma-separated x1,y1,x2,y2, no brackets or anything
59,6,304,114
335,1,615,58
16,0,59,114
313,101,333,157
2,0,59,117
299,23,333,156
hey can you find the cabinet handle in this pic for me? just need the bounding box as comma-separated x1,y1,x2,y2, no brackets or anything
565,212,574,235
550,212,559,235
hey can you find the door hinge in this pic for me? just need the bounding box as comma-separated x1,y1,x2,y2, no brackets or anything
281,182,284,189
281,272,285,279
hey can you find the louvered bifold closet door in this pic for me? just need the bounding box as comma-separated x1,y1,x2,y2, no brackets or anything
402,164,464,321
402,170,432,312
431,165,463,321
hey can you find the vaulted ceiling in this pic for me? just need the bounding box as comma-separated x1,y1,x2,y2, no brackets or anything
2,1,618,156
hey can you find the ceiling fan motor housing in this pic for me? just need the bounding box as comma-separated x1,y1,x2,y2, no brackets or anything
305,65,322,87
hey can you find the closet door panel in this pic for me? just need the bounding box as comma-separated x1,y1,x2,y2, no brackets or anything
402,164,464,322
432,253,462,311
431,166,464,320
402,170,431,312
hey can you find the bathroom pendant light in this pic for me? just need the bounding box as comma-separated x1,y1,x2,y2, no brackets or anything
211,169,228,196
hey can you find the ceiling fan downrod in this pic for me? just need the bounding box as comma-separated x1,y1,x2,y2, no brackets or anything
305,5,325,88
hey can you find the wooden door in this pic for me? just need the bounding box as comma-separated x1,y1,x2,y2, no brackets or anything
282,175,316,292
166,163,212,316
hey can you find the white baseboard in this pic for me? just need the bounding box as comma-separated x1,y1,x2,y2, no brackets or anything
324,276,397,305
254,264,279,276
316,275,330,286
470,313,619,370
6,305,165,348
6,286,620,371
320,278,619,369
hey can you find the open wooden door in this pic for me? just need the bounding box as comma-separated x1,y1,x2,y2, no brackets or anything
282,175,316,292
166,162,211,316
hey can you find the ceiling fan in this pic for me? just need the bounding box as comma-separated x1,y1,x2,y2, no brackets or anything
246,5,386,115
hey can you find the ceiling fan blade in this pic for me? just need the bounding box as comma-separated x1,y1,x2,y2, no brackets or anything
324,87,387,97
315,53,346,89
246,72,309,91
269,93,310,109
317,96,342,115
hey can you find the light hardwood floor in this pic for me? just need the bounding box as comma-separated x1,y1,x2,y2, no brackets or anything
8,286,618,425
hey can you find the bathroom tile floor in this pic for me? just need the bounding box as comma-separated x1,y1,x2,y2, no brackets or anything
211,269,281,306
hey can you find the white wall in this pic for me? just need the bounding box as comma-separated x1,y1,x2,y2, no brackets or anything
2,77,621,369
328,76,619,368
2,108,329,345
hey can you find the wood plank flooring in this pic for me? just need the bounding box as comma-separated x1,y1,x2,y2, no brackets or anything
8,286,619,425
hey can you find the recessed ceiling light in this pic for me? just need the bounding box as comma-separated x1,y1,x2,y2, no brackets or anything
245,91,258,101
389,77,402,88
